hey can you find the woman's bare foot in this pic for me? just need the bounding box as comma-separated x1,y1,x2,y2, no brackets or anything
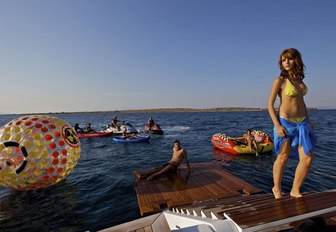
272,187,282,199
290,191,303,198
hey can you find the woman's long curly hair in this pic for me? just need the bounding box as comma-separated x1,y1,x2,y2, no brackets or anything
278,48,306,80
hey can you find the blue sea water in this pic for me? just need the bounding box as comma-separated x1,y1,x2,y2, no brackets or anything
0,110,335,231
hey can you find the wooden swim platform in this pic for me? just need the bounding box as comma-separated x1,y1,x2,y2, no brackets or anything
174,189,336,231
133,162,262,216
223,190,336,231
103,189,336,232
103,162,336,232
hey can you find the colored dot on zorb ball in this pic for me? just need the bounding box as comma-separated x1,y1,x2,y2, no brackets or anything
0,115,81,190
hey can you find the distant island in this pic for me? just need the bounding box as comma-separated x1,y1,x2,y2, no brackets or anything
3,107,319,115
105,107,266,113
51,107,317,115
50,107,265,114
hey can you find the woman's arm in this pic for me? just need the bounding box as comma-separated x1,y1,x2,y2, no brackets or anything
267,77,287,137
267,77,282,125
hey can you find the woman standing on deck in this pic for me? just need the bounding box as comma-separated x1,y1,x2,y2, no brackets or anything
267,48,317,199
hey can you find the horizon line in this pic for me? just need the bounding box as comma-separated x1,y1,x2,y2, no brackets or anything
0,106,324,115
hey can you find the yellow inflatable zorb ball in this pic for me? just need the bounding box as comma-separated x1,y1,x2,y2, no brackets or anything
0,115,81,190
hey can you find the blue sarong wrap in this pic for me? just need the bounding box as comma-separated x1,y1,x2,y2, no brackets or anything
273,117,317,159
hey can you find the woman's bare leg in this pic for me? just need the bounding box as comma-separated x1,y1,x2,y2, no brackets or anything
290,147,313,198
273,140,290,199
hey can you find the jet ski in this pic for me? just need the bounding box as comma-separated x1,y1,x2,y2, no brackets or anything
144,123,164,135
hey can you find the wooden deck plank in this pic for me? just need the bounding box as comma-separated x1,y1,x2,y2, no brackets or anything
224,190,336,231
225,192,335,224
134,162,261,216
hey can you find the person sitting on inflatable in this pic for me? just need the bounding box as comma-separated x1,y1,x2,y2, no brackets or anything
73,123,84,133
245,129,259,156
121,127,138,139
84,123,96,133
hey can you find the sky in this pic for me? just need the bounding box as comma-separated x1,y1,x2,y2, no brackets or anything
1,0,336,114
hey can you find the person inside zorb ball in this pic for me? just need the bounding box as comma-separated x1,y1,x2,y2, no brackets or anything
0,115,81,190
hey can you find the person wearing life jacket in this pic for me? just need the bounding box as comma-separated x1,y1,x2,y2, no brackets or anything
73,123,84,133
84,123,96,133
111,116,122,130
147,116,155,130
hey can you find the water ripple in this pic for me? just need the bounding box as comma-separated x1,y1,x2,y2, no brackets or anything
0,110,335,231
